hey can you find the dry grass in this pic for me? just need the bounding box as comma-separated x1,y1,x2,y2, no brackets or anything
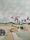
0,24,18,40
0,24,30,40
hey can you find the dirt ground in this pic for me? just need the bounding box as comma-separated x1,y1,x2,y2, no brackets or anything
0,24,30,40
0,24,18,40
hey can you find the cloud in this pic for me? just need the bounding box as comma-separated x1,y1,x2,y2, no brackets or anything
0,0,30,17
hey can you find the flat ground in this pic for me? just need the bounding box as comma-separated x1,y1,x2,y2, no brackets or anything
0,24,18,40
0,24,30,40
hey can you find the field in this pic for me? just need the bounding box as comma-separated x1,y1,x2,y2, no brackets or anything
0,23,18,40
0,23,30,40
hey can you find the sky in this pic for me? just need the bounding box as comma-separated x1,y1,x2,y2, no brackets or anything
0,0,30,22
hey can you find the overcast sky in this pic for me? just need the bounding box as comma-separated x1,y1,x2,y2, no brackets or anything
0,0,30,18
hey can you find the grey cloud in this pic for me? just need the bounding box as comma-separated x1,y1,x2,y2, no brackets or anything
0,0,30,17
